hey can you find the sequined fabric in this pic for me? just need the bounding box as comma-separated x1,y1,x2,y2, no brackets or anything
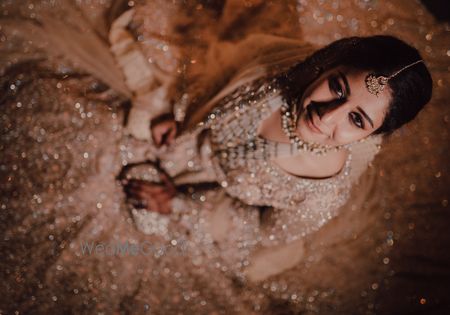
1,1,449,314
204,77,353,211
128,75,356,254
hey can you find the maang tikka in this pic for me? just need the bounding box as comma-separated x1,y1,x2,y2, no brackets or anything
365,60,424,96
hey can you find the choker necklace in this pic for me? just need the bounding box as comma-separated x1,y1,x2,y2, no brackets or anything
280,103,345,156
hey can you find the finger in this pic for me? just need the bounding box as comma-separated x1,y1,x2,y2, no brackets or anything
158,172,176,194
129,197,147,209
127,179,148,186
128,179,160,188
124,184,141,197
144,197,159,212
159,192,173,201
125,181,154,194
137,199,148,209
126,191,147,207
158,200,172,214
165,127,177,145
125,184,160,202
151,127,160,146
169,122,178,137
139,184,165,194
152,192,172,205
143,181,176,197
160,127,172,145
152,127,165,146
125,190,139,202
158,171,173,187
155,122,175,144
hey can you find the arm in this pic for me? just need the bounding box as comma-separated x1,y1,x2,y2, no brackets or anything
109,3,318,137
243,135,383,282
243,185,351,282
109,8,176,142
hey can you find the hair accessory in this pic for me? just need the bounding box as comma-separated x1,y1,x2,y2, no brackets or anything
365,60,423,96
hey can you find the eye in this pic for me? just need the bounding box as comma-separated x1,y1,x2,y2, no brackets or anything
328,76,345,99
349,112,365,129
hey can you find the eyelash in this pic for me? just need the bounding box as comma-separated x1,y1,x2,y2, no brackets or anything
328,76,365,129
349,112,365,129
329,77,345,99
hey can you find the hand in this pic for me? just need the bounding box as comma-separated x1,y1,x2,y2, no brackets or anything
150,113,178,147
124,180,174,214
123,173,176,214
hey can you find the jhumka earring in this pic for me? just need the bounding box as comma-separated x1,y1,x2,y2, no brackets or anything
365,60,424,96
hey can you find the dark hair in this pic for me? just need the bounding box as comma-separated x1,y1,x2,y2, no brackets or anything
274,35,433,135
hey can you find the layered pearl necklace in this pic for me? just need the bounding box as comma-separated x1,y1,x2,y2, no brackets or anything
280,103,345,156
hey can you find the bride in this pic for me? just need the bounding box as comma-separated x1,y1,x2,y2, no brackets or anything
1,1,445,314
116,8,432,281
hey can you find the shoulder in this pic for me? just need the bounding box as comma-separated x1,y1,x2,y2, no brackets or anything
347,135,383,184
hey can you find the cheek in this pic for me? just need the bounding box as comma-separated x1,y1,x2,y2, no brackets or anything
333,126,373,144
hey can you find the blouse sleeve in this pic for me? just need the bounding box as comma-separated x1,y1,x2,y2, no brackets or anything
243,135,383,283
109,8,177,141
242,181,351,282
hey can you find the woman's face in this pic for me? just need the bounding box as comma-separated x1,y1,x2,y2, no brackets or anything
295,66,391,146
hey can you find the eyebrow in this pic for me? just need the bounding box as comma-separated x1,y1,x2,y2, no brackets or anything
337,71,374,129
356,106,374,128
338,71,351,96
